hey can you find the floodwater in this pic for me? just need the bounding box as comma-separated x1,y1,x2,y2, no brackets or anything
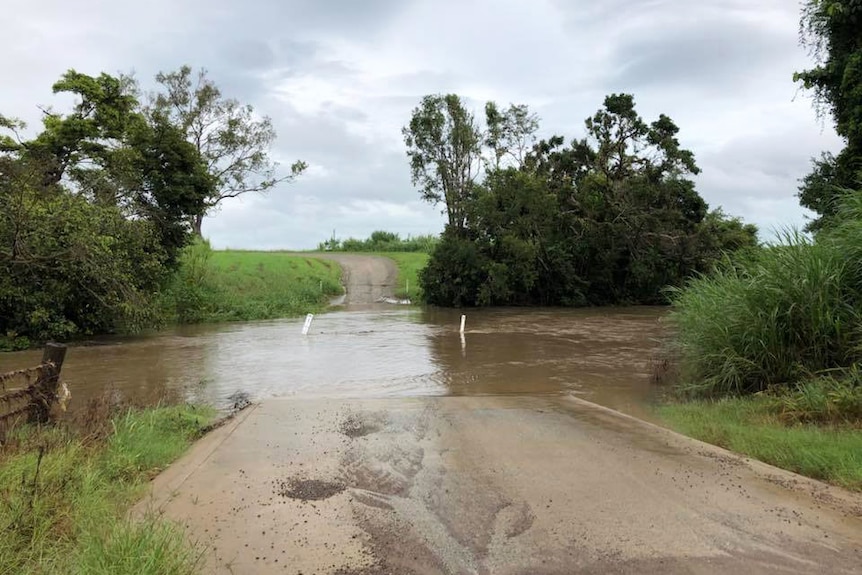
0,307,667,419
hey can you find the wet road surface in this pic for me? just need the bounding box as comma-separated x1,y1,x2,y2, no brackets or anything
140,396,862,574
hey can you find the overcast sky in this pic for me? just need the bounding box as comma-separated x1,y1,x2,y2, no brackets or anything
4,0,842,248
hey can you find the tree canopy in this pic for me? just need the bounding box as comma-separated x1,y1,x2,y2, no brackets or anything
150,66,306,235
795,0,862,230
412,94,758,307
0,70,215,344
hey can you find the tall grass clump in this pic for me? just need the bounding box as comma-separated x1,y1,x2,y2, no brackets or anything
0,404,214,574
668,193,862,397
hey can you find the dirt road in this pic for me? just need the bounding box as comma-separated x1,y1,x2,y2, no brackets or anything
309,253,399,306
141,396,862,574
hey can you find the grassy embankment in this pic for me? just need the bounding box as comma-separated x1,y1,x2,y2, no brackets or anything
0,404,215,574
374,252,429,301
657,396,862,490
656,200,862,490
167,242,344,324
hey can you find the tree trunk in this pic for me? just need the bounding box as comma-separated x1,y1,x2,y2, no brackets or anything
192,213,204,237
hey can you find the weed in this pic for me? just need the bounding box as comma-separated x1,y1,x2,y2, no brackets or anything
0,404,214,574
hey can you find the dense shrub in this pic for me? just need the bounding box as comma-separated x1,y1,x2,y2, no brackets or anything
669,193,862,397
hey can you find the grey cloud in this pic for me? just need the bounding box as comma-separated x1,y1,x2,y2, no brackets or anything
607,19,792,90
1,0,843,247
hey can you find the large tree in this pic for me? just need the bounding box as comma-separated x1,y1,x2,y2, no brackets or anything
0,70,213,343
150,66,306,235
795,0,862,230
12,70,213,260
403,94,483,233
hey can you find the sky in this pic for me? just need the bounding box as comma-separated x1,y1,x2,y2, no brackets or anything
3,0,843,248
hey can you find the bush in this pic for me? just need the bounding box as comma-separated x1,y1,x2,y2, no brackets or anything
669,192,862,398
163,238,215,324
318,231,439,253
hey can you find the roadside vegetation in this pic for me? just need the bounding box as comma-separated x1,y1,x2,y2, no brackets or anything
377,252,430,300
403,94,758,307
656,396,862,490
163,242,343,324
0,403,215,574
1,66,303,350
318,230,438,253
657,0,862,490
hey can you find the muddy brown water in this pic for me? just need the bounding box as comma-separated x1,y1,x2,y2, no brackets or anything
0,306,666,419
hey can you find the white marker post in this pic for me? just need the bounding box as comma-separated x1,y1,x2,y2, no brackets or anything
301,313,314,335
459,314,466,334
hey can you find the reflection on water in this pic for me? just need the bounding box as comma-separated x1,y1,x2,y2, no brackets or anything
0,307,666,417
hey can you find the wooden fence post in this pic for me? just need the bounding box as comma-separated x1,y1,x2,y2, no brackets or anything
30,343,67,424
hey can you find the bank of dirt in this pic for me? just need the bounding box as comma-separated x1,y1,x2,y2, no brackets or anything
139,396,862,574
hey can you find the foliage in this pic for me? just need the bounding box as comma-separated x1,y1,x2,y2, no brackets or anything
379,252,431,301
770,368,862,425
795,0,862,230
318,230,439,253
669,192,862,397
656,394,862,490
484,102,539,169
403,94,483,232
0,69,214,342
162,247,343,324
0,404,214,574
416,94,757,307
164,238,215,324
0,156,171,340
150,66,306,235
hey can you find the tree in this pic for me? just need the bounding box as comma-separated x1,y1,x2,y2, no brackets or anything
795,0,862,230
15,70,212,261
403,94,482,233
0,70,215,343
418,93,757,308
484,102,539,169
150,66,306,235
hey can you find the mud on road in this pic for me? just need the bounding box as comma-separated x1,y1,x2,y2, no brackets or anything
139,396,862,574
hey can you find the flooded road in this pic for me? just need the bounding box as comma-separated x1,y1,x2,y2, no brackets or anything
17,252,855,574
0,306,665,419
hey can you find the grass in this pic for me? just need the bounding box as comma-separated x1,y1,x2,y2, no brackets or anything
0,404,215,574
206,251,343,320
374,252,430,301
167,242,344,324
655,396,862,490
667,194,862,397
668,235,860,396
659,194,862,490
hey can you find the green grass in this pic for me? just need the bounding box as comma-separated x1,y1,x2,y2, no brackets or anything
656,396,862,490
167,243,344,324
375,252,430,301
667,194,862,398
0,405,215,574
206,251,343,320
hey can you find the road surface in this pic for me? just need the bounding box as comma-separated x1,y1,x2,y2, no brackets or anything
308,253,399,306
